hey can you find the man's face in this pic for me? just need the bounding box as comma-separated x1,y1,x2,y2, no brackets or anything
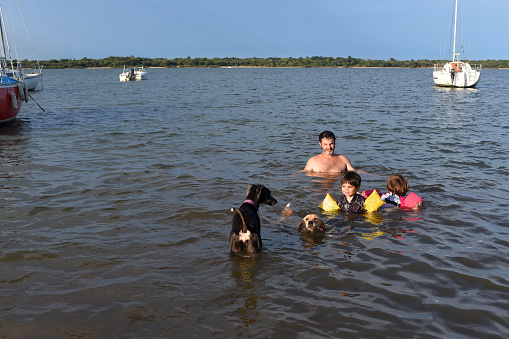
320,138,335,155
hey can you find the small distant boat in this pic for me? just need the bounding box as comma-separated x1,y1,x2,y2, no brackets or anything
0,4,27,125
119,65,147,81
433,0,481,88
22,66,43,90
6,64,43,90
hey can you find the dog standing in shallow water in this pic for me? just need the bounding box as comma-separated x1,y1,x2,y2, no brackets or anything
229,184,277,253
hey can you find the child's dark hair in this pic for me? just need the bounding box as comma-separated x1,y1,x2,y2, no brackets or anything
387,175,408,196
341,171,361,189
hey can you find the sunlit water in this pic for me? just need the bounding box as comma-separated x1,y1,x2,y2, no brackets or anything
1,68,508,338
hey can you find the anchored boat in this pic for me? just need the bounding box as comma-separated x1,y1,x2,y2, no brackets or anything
6,64,43,90
433,0,481,88
0,4,27,125
119,65,147,81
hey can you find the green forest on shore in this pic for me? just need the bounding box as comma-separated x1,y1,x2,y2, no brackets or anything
20,55,509,69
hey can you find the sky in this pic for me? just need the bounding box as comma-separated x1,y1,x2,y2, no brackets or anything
3,0,508,62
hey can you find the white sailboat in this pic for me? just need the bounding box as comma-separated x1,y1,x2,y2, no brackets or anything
6,0,43,90
6,63,42,90
433,0,481,88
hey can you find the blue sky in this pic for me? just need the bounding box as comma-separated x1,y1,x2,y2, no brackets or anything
4,0,508,61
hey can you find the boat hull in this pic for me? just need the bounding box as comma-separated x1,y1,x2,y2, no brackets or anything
23,72,42,90
0,81,23,125
433,62,481,88
119,72,147,81
6,67,43,90
119,66,147,81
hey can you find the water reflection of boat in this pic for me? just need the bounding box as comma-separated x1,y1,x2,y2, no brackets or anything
433,0,481,88
119,65,148,81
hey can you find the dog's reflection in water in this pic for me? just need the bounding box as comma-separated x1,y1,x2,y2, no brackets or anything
230,254,261,328
300,230,326,248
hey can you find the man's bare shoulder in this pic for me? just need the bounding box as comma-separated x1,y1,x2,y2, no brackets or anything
304,155,321,171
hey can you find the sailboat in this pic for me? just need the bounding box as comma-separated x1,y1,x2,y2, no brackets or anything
0,3,27,125
5,1,43,90
433,0,481,88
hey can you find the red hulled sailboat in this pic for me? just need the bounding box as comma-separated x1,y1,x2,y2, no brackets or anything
0,3,27,125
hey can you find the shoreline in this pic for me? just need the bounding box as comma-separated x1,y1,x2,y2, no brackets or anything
81,66,509,70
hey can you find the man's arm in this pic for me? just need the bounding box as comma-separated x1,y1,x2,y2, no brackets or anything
342,155,356,172
304,156,318,172
345,157,371,174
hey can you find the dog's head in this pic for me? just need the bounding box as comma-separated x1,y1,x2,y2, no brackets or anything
246,184,277,206
299,214,326,232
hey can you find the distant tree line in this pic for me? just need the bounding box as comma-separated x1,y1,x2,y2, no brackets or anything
17,55,509,69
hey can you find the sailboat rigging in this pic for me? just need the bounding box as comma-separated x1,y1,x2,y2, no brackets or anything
6,0,43,90
0,2,27,125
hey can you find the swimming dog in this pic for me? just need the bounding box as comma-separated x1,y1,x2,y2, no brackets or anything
281,203,326,232
229,184,277,253
298,214,326,232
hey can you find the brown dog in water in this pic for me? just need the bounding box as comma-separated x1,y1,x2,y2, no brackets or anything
298,214,326,232
282,203,326,232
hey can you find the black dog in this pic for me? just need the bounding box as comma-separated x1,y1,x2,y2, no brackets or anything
229,184,277,253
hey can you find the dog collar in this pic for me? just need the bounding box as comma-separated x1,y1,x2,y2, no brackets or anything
244,199,258,211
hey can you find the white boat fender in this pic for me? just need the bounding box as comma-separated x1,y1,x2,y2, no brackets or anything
9,90,18,110
17,82,25,101
24,86,29,103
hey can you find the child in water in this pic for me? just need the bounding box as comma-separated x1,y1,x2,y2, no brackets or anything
380,174,409,207
380,174,422,208
338,171,365,213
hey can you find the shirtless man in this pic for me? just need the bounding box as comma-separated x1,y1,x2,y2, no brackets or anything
304,130,356,173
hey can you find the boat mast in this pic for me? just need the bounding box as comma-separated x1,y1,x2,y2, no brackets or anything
452,0,459,62
0,4,6,61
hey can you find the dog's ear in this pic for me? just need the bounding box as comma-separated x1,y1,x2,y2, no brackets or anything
247,184,257,195
298,219,306,231
257,186,267,201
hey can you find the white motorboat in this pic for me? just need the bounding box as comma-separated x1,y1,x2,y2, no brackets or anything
119,65,147,81
433,0,481,88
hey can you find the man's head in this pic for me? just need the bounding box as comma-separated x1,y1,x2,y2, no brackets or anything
319,130,336,155
319,130,336,143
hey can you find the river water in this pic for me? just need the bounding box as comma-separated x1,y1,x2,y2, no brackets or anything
1,67,508,338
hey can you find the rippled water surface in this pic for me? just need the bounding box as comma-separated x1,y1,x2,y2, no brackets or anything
1,68,509,338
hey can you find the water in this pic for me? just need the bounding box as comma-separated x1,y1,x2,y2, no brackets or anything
1,68,509,338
